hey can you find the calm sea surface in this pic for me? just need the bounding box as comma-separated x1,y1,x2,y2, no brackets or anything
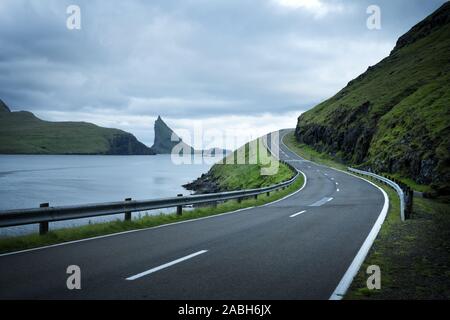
0,155,212,236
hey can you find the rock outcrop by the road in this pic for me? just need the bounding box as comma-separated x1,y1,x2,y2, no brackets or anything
183,172,222,194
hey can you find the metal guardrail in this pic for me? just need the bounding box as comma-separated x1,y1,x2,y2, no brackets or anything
348,167,406,221
0,142,299,235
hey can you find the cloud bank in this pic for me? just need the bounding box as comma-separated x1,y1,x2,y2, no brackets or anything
0,0,446,146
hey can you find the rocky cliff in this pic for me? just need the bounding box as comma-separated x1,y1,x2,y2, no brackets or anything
150,116,194,154
0,100,155,155
150,116,230,157
0,99,11,113
295,3,450,195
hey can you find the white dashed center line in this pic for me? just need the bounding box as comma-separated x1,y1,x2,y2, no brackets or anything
126,250,208,280
289,210,306,218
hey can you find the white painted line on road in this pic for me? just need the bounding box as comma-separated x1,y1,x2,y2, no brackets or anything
0,207,255,258
126,250,208,281
0,132,306,258
335,182,339,185
324,173,328,176
279,130,390,300
329,170,389,300
331,177,335,180
309,197,333,207
289,210,306,218
260,171,307,207
337,189,340,192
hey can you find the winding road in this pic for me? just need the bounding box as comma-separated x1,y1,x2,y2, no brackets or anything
0,129,386,299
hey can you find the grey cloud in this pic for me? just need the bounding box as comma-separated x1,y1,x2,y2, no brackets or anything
0,0,446,129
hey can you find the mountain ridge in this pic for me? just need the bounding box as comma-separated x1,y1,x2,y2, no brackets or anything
295,2,450,195
150,116,230,156
150,116,194,154
0,100,155,155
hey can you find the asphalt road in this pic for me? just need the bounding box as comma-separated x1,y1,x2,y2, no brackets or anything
0,129,385,299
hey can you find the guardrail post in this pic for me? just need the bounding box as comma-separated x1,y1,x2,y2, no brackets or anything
39,203,49,235
254,194,258,200
124,198,132,221
404,187,413,219
177,194,183,216
237,197,242,204
266,191,270,197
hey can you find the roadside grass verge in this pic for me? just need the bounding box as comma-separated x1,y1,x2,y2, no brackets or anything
0,172,304,254
283,131,450,299
210,138,295,190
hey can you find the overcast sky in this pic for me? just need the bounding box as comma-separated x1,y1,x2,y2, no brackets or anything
0,0,446,148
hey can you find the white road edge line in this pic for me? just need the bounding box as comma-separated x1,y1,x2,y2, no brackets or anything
329,172,388,300
337,189,340,192
0,131,307,258
289,210,306,218
0,207,255,257
280,130,389,300
260,171,307,207
126,250,208,281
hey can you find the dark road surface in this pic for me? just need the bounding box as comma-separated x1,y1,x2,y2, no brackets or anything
0,129,386,299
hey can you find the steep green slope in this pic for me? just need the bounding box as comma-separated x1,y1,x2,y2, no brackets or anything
184,139,295,193
295,3,450,195
0,100,154,155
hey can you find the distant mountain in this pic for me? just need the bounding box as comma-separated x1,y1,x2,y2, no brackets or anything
295,3,450,195
0,99,11,112
150,116,230,156
150,116,194,154
0,100,155,155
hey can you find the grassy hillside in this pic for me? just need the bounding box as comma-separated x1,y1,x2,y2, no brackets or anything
295,3,450,196
0,101,154,155
185,137,295,193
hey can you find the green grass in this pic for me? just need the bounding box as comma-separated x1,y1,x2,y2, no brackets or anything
294,6,450,194
0,109,151,154
210,137,295,190
283,132,450,299
347,195,450,299
0,161,304,254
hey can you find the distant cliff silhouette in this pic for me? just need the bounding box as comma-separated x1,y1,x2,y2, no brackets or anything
150,116,230,157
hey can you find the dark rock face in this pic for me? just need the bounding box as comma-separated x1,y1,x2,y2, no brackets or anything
295,101,376,164
0,99,11,112
183,172,222,194
107,133,155,155
150,116,194,154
